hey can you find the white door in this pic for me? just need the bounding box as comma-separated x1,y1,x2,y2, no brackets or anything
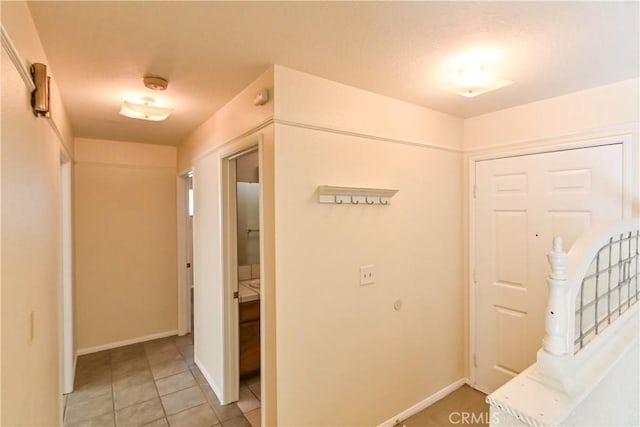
187,175,194,332
474,143,623,392
60,157,74,394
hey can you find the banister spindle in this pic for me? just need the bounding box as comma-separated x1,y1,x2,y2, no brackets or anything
543,237,570,355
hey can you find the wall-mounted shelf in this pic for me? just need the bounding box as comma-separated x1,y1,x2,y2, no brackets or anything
317,185,398,205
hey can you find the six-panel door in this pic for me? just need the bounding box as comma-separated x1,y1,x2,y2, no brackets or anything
474,144,624,392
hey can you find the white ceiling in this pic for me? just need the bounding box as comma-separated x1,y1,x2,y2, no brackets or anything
27,1,639,146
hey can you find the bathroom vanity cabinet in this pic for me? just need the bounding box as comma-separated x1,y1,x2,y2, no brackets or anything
239,300,260,377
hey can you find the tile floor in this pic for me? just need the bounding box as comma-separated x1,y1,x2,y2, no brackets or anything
401,385,489,426
66,333,484,427
63,334,261,427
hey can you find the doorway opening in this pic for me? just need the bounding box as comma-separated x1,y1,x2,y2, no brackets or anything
235,150,261,398
178,171,195,336
60,153,74,397
222,145,262,419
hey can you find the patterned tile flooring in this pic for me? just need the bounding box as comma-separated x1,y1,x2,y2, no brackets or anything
65,333,485,427
63,335,260,427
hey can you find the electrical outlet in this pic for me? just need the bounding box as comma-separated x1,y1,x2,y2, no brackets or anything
359,265,375,285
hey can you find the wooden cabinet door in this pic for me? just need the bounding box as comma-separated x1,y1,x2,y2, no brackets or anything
239,320,260,377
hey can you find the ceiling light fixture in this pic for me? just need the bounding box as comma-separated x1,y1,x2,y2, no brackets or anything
119,96,173,121
443,65,512,98
442,49,513,98
456,65,490,88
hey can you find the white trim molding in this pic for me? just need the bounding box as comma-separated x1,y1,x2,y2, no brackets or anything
1,24,36,92
464,123,639,156
76,330,178,355
274,118,464,154
377,378,469,427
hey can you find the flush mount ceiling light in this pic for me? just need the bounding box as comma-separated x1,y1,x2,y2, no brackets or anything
456,65,490,88
119,96,173,121
441,49,513,98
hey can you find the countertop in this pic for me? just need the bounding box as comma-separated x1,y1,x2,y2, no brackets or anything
238,279,260,303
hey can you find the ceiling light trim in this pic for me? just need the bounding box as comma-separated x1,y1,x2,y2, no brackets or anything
442,77,513,98
119,98,173,121
442,48,513,98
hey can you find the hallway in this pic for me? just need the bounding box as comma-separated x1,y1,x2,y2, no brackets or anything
63,335,259,427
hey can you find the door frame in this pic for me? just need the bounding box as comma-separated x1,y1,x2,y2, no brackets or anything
177,171,194,336
467,134,634,390
60,151,74,395
220,137,262,404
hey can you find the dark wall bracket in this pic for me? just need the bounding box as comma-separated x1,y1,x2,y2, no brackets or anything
30,63,51,118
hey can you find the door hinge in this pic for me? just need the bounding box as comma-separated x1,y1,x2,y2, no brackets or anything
473,269,477,284
473,353,477,368
233,291,239,299
473,183,477,199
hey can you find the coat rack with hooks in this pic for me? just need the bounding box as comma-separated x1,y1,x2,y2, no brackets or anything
317,185,398,205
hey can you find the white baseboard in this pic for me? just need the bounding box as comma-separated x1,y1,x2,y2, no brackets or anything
77,330,178,355
194,355,223,402
377,377,469,427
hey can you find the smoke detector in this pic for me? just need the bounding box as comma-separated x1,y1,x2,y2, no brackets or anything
143,76,168,91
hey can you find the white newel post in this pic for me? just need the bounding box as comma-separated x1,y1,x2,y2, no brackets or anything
543,237,570,356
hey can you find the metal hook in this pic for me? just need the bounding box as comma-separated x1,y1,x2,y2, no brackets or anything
335,195,343,204
351,196,359,205
380,199,389,205
366,197,375,205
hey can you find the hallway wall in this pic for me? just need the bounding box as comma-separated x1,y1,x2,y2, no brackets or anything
74,138,178,351
272,66,465,426
1,1,75,424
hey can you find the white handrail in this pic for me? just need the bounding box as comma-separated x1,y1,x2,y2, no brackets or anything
542,236,570,356
536,218,640,393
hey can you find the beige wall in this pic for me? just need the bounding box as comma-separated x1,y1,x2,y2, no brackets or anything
273,67,465,426
464,78,639,151
1,1,75,424
177,67,274,173
74,138,177,351
274,65,463,151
